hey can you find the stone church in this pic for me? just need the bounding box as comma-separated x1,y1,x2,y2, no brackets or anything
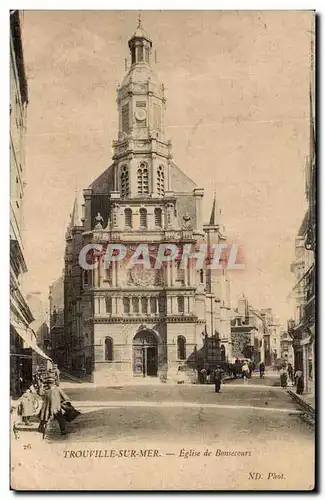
63,21,232,384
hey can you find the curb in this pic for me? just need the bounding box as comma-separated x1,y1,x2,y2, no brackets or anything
287,390,315,426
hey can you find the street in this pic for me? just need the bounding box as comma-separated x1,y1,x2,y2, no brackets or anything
41,376,313,445
11,376,315,490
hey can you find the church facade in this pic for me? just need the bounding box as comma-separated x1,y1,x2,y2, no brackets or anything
63,22,232,384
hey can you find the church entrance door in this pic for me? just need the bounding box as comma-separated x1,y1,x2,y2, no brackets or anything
132,330,158,377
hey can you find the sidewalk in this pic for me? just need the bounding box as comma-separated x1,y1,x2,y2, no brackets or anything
287,389,315,414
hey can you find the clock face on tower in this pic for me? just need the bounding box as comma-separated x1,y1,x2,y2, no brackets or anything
134,108,147,122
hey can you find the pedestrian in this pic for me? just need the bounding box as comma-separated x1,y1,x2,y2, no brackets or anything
52,364,60,386
200,368,207,384
242,362,249,384
259,362,265,379
214,365,224,393
17,387,38,426
176,365,185,384
39,375,71,436
279,366,288,388
287,363,294,384
248,362,253,378
295,369,304,395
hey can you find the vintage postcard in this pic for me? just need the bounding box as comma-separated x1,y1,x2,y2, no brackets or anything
10,10,315,491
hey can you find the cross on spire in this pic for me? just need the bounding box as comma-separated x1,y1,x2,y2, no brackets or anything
138,11,142,28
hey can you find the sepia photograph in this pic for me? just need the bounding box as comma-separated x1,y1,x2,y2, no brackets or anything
9,9,315,490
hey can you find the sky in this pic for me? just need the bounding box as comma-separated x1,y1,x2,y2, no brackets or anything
20,10,313,325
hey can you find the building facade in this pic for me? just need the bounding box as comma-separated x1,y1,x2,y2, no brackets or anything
288,81,316,394
10,10,35,396
63,21,232,384
280,328,294,366
230,297,283,367
49,275,65,368
260,308,281,366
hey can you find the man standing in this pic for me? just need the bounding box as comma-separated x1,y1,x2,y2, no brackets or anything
214,365,224,393
259,362,265,379
39,376,70,436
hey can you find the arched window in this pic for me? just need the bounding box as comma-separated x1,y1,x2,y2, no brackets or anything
139,208,148,228
125,208,133,228
137,163,149,195
220,345,226,363
123,297,130,313
177,296,184,313
105,337,113,361
105,297,112,314
177,336,186,360
154,207,162,228
157,165,165,197
132,297,139,313
83,270,89,286
120,165,129,198
141,297,148,313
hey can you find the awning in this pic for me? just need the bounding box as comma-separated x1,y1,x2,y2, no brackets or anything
11,321,52,361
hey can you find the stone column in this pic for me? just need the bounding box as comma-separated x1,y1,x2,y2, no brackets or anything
117,297,123,315
93,257,99,289
184,264,188,287
193,188,204,233
113,261,117,287
100,296,106,315
94,296,99,315
83,188,93,231
172,296,177,314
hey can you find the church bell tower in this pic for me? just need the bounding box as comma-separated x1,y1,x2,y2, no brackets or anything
112,18,172,204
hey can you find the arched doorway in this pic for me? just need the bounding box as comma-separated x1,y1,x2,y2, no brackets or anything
133,330,158,377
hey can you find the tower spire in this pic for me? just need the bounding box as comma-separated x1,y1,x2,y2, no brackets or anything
209,186,220,226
